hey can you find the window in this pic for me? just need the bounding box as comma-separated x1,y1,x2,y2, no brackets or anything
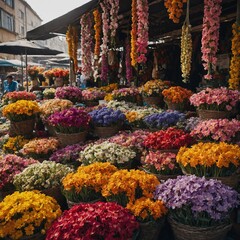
0,9,14,32
19,10,24,20
4,0,14,8
20,25,24,35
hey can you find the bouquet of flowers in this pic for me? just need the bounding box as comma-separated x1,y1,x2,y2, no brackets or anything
79,141,136,167
176,142,240,177
190,87,240,111
39,99,73,119
55,86,82,103
0,154,38,191
162,86,193,104
89,107,126,127
100,83,118,92
43,88,56,99
102,169,160,206
43,69,55,80
2,100,40,122
140,80,170,97
106,100,136,113
48,107,90,134
112,87,139,102
190,119,240,143
13,161,72,191
2,91,36,105
142,151,180,175
21,138,59,159
62,162,117,202
53,68,69,81
143,111,185,130
82,89,106,101
3,135,29,154
46,202,139,240
0,191,61,239
144,127,194,150
155,175,239,227
27,66,45,79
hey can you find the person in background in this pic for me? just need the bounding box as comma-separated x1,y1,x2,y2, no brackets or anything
3,74,18,93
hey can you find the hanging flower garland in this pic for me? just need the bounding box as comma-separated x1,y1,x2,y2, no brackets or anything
130,0,137,67
164,0,187,23
136,0,149,64
93,9,102,59
80,13,94,78
229,23,240,90
201,0,222,80
109,0,120,47
125,39,133,83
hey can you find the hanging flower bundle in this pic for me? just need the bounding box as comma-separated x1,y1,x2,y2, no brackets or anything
130,0,137,66
164,0,187,23
109,0,120,47
201,0,222,80
80,13,94,78
126,39,133,83
229,23,240,90
93,9,101,59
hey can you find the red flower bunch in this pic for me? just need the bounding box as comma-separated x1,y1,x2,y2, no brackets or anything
46,202,139,240
144,127,194,150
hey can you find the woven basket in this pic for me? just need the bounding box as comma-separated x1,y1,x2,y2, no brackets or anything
143,96,163,108
165,100,186,112
67,198,102,209
9,118,35,138
206,175,239,189
168,217,232,240
198,109,230,120
56,131,87,147
94,125,119,138
5,233,45,240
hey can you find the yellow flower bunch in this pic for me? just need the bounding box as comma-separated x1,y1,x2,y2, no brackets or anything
229,23,240,90
62,162,117,202
100,83,118,93
126,197,167,222
140,80,170,97
162,86,193,103
39,99,73,118
93,9,101,59
176,142,240,177
126,111,143,123
0,191,61,239
181,22,192,83
3,136,29,154
2,100,40,122
102,169,160,206
104,93,114,101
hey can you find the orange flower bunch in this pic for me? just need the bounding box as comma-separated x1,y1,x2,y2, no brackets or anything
43,69,55,79
164,0,187,23
229,23,240,90
53,68,69,79
27,66,45,79
162,86,192,103
130,0,137,66
93,9,101,59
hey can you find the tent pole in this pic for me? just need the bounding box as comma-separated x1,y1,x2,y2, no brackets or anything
21,54,24,85
25,51,28,92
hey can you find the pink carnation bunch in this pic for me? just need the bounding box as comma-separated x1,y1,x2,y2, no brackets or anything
55,86,82,103
82,89,106,101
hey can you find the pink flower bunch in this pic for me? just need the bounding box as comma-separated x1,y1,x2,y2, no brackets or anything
191,119,240,142
201,0,222,79
3,91,36,104
55,86,82,103
190,87,240,111
80,13,93,78
0,154,38,190
136,0,149,64
109,0,119,40
112,87,139,98
82,89,106,101
125,40,133,83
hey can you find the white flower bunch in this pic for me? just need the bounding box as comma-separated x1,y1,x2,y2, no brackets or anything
106,100,137,113
13,160,73,191
79,141,136,165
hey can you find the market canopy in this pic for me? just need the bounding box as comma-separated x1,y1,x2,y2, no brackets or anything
0,59,25,67
27,0,237,42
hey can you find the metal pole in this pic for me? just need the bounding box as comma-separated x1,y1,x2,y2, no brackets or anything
25,50,28,92
21,54,24,85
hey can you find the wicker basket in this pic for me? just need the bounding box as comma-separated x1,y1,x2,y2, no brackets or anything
206,175,239,189
165,100,186,112
143,96,163,108
67,198,102,209
5,233,46,240
198,109,230,120
94,125,119,138
9,118,35,138
168,217,232,240
56,131,87,147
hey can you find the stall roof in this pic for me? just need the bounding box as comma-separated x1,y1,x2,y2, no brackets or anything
27,0,237,42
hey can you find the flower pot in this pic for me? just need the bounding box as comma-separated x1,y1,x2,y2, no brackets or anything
197,109,230,120
94,125,119,138
9,118,35,138
143,96,163,108
56,131,87,147
168,217,232,240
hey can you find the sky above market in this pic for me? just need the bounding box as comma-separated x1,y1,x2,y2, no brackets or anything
25,0,90,23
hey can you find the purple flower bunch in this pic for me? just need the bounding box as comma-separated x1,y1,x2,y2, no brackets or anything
55,86,82,103
155,175,239,227
48,107,90,134
143,111,185,129
176,117,200,132
89,107,126,127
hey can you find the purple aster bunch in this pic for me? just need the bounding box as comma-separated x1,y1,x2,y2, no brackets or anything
89,107,126,127
176,117,200,132
48,107,90,134
143,111,185,130
155,175,239,227
55,86,82,103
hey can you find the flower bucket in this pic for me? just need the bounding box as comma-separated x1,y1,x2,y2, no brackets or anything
94,125,119,138
84,100,99,107
165,100,186,112
56,131,87,147
168,217,232,240
143,96,163,108
197,109,230,120
9,118,35,138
